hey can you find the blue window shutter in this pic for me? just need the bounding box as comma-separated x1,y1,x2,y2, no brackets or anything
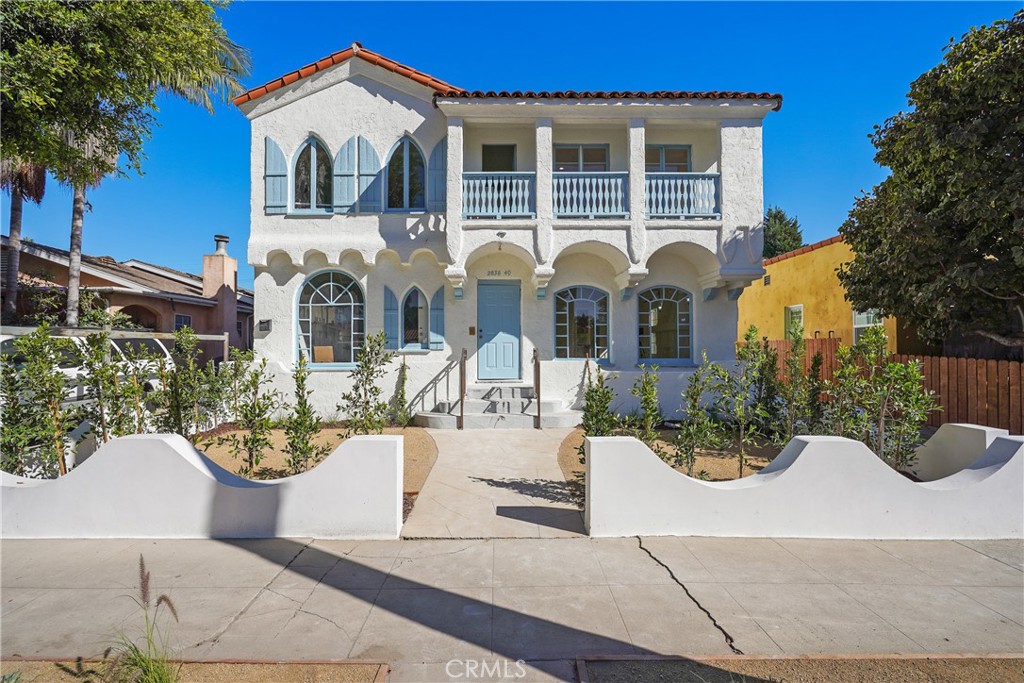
358,136,381,213
264,137,287,214
334,137,357,214
429,286,445,351
427,137,447,212
383,286,399,350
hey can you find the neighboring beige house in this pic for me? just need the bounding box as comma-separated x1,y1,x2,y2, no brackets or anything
237,42,782,424
1,234,254,354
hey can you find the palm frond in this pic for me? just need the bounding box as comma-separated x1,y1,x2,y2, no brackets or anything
0,158,47,203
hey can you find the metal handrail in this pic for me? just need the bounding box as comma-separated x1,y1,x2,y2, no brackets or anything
458,348,467,430
532,348,541,430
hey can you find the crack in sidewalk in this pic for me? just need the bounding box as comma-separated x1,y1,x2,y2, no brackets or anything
636,536,743,655
191,539,313,650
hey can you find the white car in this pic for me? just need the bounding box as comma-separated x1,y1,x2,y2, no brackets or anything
0,333,174,403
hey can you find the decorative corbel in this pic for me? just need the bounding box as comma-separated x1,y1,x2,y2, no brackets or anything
532,267,555,298
614,267,648,300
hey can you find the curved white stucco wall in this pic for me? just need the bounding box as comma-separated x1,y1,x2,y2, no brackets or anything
1,434,403,539
585,431,1024,539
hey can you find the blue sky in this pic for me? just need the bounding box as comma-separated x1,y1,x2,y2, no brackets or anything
2,1,1014,289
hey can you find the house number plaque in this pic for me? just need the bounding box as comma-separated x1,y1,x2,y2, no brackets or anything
486,269,512,277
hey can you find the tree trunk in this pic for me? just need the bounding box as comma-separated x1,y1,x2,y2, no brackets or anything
65,184,85,327
3,190,23,321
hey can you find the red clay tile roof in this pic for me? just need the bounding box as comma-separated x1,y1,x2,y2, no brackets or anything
437,89,783,110
232,42,461,106
763,235,844,266
233,43,783,111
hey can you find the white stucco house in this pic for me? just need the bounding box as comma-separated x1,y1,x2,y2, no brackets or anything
235,43,781,427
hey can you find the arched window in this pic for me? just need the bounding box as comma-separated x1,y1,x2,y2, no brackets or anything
555,287,609,360
298,271,364,365
386,137,426,211
294,138,332,210
402,288,427,349
638,287,692,361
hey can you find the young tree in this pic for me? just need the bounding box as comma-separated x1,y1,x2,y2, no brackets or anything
762,206,804,258
217,351,279,477
838,11,1024,350
674,351,724,478
338,332,395,436
627,364,668,462
576,361,619,465
283,355,331,475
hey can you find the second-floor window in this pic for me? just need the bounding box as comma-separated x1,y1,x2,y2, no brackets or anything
554,144,609,172
645,145,691,172
294,138,332,210
387,137,426,211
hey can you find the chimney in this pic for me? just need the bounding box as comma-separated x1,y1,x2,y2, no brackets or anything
203,234,238,349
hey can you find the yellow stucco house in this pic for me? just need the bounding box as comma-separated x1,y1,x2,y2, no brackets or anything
737,235,937,353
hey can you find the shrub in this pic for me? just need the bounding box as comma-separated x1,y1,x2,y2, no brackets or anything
154,327,227,442
576,361,618,465
283,355,330,475
824,326,937,470
774,320,811,444
627,363,669,462
674,351,725,477
712,352,767,479
2,326,78,476
738,325,780,434
337,331,395,436
216,349,280,477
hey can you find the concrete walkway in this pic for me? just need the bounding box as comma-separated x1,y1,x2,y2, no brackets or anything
2,537,1021,682
402,428,584,538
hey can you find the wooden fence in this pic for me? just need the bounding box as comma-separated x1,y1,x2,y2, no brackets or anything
761,339,1023,433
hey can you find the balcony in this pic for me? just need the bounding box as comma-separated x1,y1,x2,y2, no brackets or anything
463,172,536,218
553,172,629,218
645,172,720,218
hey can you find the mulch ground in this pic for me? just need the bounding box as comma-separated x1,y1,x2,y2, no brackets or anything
1,660,387,683
197,424,437,494
581,657,1024,683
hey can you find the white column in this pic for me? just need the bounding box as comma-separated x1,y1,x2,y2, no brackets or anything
534,118,554,265
627,118,647,265
445,117,464,267
718,119,764,269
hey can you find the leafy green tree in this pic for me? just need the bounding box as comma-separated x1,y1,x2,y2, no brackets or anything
576,362,619,465
217,350,279,477
155,327,225,443
774,320,811,444
674,351,724,477
713,346,768,479
391,355,411,427
283,355,330,475
838,11,1024,350
1,0,251,325
338,332,395,436
762,206,804,258
1,350,34,474
627,363,668,462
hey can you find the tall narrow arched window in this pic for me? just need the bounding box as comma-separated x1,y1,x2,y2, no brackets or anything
294,139,332,210
555,287,609,361
386,137,426,211
402,288,427,349
298,271,365,365
638,287,692,362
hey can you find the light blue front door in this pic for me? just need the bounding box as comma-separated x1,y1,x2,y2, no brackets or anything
477,281,521,380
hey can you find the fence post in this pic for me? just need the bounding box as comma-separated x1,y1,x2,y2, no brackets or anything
223,332,230,362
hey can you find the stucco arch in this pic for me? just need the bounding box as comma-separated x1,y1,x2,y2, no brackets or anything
118,303,163,331
302,249,332,270
265,249,295,268
551,240,631,275
463,240,537,271
643,241,720,279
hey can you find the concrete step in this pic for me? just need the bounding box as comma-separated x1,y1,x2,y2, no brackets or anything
465,384,535,400
432,398,565,415
413,410,582,430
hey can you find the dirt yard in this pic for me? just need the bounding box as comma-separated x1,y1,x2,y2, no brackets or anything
199,425,437,494
1,660,387,682
558,427,780,485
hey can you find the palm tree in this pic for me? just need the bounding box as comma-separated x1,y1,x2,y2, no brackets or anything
60,131,108,328
0,158,46,322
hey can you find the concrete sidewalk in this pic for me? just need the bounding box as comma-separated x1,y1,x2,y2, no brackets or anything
402,428,583,538
2,537,1021,682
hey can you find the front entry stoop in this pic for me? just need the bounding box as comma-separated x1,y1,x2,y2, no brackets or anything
413,383,582,429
